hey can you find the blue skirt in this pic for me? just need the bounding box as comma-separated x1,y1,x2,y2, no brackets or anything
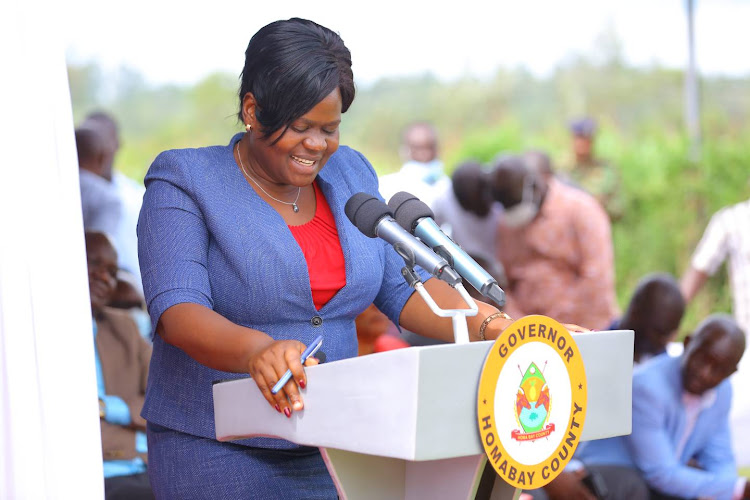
147,422,337,499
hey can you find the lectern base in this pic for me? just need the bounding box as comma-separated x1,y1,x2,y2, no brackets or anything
321,448,520,500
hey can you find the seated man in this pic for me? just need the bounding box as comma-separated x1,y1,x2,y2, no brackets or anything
557,314,747,500
610,272,685,365
527,273,686,499
110,270,152,341
626,314,748,499
86,231,154,499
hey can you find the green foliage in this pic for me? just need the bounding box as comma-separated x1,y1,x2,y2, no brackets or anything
71,67,241,181
67,51,750,336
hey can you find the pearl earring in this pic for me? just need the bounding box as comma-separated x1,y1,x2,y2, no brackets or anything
245,123,252,132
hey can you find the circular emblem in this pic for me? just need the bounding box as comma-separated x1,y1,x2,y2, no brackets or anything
477,315,587,490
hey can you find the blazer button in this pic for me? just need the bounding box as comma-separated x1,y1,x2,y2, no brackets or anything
311,315,323,327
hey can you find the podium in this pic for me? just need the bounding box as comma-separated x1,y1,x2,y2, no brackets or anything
213,330,633,499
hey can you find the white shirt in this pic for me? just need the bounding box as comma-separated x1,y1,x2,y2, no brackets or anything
79,169,122,236
112,171,145,290
691,200,750,466
378,160,451,209
691,199,750,336
678,391,748,500
431,185,504,265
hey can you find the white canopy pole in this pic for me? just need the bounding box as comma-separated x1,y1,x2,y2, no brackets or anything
0,4,104,499
685,0,702,162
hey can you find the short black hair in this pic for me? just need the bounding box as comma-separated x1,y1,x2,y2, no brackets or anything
451,160,483,206
75,127,105,163
489,154,527,207
628,273,683,313
237,18,355,140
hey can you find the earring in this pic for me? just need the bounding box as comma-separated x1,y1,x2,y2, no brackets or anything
245,123,252,132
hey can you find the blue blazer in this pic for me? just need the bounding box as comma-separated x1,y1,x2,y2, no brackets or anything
137,134,423,447
577,354,738,499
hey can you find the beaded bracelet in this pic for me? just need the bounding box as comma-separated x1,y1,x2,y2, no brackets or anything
478,311,513,341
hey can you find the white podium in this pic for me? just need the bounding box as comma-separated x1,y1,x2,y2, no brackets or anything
213,330,633,499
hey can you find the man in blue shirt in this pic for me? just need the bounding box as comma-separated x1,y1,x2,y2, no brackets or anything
578,314,748,500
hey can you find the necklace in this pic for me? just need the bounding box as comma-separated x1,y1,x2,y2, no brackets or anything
236,142,301,213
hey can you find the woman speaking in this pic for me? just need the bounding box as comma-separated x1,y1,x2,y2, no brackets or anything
137,17,512,498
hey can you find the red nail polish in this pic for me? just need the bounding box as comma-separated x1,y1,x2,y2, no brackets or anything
299,379,306,389
275,404,281,413
284,407,291,418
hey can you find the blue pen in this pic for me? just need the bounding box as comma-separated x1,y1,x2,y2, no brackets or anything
271,335,324,395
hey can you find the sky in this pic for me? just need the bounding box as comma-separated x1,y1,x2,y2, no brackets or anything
61,0,750,87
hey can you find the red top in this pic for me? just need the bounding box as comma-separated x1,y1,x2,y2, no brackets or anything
288,182,347,310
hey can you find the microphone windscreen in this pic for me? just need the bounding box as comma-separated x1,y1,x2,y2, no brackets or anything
313,350,326,364
388,191,434,232
345,193,393,238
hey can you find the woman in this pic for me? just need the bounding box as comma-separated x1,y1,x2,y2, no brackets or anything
137,18,512,498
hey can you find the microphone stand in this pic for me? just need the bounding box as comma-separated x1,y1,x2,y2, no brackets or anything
394,244,478,344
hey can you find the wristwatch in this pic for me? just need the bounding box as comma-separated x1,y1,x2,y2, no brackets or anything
99,398,106,419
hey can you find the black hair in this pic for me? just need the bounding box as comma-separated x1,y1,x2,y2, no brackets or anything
84,110,118,130
693,313,746,351
489,154,527,207
629,273,684,314
237,18,355,142
75,127,105,163
451,160,484,206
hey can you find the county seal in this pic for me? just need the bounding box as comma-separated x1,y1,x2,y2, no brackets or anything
476,315,588,489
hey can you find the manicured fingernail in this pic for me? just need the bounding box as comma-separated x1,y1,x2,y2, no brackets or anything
275,404,281,413
284,407,291,418
293,401,303,411
299,379,306,389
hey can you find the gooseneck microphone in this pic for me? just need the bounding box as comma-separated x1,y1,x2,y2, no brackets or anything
387,191,506,306
345,193,462,287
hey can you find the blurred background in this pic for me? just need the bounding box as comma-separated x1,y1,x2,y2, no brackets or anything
64,0,750,336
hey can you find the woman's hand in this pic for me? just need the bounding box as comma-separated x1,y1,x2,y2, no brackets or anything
246,340,319,418
481,318,590,340
482,314,515,341
157,304,321,416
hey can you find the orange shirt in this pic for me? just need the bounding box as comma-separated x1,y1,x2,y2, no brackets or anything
496,178,618,330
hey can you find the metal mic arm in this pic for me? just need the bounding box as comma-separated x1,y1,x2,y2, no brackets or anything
393,243,423,288
412,282,477,344
392,242,478,344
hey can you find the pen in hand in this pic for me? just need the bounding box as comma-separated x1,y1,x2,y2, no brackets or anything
271,335,324,395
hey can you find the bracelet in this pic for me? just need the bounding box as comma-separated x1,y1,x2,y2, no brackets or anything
479,312,513,341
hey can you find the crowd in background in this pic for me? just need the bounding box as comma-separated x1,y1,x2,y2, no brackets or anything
77,112,154,499
376,119,750,500
77,111,749,499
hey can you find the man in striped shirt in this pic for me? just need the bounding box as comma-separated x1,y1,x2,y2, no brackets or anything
681,197,750,467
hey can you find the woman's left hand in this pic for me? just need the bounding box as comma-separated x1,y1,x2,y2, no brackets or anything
245,339,320,418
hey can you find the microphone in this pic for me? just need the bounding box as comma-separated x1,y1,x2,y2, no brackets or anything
344,193,462,287
388,191,506,306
